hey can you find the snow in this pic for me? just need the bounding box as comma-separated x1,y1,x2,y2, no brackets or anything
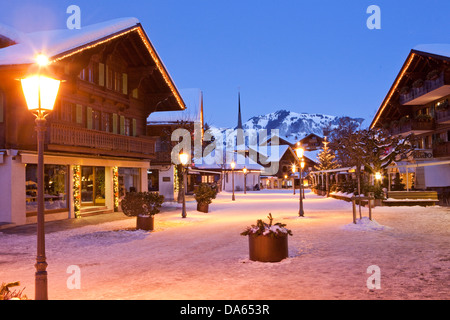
414,44,450,59
0,190,448,300
0,18,139,66
147,88,202,123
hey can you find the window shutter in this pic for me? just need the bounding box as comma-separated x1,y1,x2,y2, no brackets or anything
86,107,93,129
76,104,83,124
112,113,118,134
132,88,138,99
98,63,105,86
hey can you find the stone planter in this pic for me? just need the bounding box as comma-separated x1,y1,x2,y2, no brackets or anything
248,234,289,262
197,202,209,213
136,215,154,231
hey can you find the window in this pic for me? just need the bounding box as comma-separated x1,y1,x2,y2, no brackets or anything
124,118,131,136
114,71,121,92
106,66,113,90
102,113,111,132
93,110,101,131
25,164,68,212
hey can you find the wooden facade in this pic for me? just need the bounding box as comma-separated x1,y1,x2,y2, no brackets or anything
0,19,186,225
370,47,450,200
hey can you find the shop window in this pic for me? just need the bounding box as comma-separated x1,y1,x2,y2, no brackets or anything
147,169,159,192
119,167,140,197
25,164,68,212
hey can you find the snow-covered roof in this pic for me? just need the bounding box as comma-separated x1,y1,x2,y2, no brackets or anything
0,23,26,45
147,88,202,123
413,44,450,59
0,18,139,65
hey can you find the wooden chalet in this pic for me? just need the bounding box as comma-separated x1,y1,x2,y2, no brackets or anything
0,18,185,226
370,45,450,201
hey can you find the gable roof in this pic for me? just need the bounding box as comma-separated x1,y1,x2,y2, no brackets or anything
0,17,185,111
370,44,450,129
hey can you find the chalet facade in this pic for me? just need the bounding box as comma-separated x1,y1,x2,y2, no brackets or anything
0,18,185,226
370,45,450,199
146,88,204,200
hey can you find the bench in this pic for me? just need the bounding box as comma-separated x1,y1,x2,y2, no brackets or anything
383,191,439,207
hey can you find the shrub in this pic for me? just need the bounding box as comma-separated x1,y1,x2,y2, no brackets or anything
194,183,217,205
241,213,292,238
121,192,164,217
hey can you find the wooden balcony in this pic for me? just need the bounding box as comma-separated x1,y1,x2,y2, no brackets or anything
400,73,450,105
390,119,435,136
435,108,450,124
47,123,156,158
433,142,450,158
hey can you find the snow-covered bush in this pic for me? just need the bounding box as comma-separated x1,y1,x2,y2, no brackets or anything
241,213,292,238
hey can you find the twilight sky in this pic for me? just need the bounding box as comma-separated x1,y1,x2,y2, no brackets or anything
1,0,450,128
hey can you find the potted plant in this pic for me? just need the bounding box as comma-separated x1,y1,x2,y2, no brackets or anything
121,191,164,231
241,213,292,263
194,183,217,213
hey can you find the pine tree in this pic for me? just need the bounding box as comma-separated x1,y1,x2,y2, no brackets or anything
314,137,339,171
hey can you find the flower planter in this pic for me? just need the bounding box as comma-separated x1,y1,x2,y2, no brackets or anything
248,234,289,262
197,202,209,213
136,215,154,231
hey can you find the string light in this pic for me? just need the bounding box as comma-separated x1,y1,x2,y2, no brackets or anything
51,26,185,110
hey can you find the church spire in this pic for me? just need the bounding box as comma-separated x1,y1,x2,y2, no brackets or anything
237,91,243,130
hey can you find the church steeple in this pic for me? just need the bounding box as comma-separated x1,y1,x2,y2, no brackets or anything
237,91,243,129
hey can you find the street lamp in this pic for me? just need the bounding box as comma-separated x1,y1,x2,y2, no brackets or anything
20,54,61,300
295,145,305,217
243,166,248,194
375,172,382,181
230,161,236,201
179,152,189,218
292,164,296,195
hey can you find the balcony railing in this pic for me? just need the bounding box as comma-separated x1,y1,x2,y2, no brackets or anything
435,108,450,123
390,119,435,136
48,123,156,156
433,142,450,158
399,73,445,105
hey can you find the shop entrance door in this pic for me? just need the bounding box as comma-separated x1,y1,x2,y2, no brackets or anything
81,166,105,206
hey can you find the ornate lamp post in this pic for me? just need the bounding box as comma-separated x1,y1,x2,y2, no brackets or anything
20,54,61,300
230,161,236,201
295,145,305,217
179,152,189,218
243,166,248,194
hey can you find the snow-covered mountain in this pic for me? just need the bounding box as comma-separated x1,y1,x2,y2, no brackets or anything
241,109,363,142
207,109,364,146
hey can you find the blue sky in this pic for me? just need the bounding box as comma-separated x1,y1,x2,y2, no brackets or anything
1,0,450,128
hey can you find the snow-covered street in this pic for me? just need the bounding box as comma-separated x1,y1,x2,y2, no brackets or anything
1,190,449,300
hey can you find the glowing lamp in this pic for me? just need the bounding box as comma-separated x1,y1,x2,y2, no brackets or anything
21,75,60,115
300,160,305,169
243,167,248,174
375,172,382,181
292,164,296,173
230,161,236,170
295,145,304,159
179,152,189,166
